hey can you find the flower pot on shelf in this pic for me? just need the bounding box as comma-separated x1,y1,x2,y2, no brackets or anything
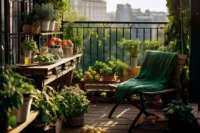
40,20,50,32
23,24,32,33
32,25,40,34
49,21,56,32
63,46,73,58
73,47,79,55
13,96,33,123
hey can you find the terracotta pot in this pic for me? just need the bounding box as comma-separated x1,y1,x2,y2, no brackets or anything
73,47,79,55
22,24,32,33
32,25,40,34
101,75,116,81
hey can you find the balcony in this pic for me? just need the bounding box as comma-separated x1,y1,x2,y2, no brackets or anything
62,21,167,71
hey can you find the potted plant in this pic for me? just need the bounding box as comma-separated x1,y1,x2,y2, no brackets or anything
163,100,199,132
143,40,167,52
117,38,140,67
60,85,90,127
21,12,32,33
35,0,71,13
115,59,129,81
0,66,35,132
34,3,54,32
31,14,40,34
31,86,67,132
49,10,60,32
101,61,117,81
72,35,83,55
21,40,39,60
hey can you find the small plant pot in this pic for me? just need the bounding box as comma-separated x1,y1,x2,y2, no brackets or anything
63,46,73,58
130,57,138,68
69,113,85,127
29,118,62,133
54,23,59,32
13,96,32,123
22,24,32,33
73,47,79,55
32,25,40,34
49,21,56,32
41,20,50,32
101,75,116,81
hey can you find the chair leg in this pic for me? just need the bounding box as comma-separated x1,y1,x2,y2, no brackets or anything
128,93,153,132
108,102,120,118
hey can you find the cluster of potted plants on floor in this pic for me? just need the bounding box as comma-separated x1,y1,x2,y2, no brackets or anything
82,60,129,81
0,67,90,133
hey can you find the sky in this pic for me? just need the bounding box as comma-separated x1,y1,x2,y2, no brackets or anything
107,0,167,13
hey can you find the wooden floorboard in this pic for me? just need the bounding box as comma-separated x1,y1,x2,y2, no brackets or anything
61,103,200,133
61,103,171,133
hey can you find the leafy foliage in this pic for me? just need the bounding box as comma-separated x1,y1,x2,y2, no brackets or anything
165,0,190,100
117,38,141,57
0,66,35,132
21,39,39,55
35,0,71,13
60,85,90,121
72,36,83,49
163,100,195,124
31,86,68,130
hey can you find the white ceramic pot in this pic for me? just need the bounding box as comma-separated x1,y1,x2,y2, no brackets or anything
63,47,73,58
130,57,138,68
40,20,50,32
13,96,33,123
49,21,56,32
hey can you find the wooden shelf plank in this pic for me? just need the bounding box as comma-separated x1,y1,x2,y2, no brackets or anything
7,111,39,133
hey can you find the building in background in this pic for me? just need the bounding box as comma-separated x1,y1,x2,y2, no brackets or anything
68,0,108,21
116,4,133,21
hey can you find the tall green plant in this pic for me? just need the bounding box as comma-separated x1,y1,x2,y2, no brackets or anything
165,0,190,101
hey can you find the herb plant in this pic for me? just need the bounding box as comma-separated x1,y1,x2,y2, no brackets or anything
21,39,39,55
163,100,196,124
117,38,140,57
60,85,90,122
0,66,35,132
31,86,67,130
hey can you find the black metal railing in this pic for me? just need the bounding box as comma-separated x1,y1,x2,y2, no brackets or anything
62,21,168,71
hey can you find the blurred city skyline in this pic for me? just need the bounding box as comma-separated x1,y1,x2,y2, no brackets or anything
107,0,167,13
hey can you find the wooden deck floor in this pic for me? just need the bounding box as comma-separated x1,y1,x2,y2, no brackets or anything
62,103,194,133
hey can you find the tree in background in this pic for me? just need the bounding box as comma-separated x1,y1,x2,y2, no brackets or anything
63,11,88,21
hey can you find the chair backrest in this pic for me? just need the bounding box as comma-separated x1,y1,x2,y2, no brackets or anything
171,54,188,89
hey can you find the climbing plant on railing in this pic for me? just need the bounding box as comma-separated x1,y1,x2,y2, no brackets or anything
165,0,190,102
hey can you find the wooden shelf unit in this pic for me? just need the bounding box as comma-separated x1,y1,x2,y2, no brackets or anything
7,111,39,133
